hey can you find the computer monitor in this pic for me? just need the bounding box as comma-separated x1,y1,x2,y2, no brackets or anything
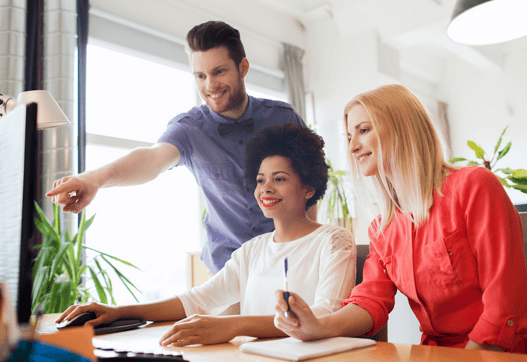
0,103,38,324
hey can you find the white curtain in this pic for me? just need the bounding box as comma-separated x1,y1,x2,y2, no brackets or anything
0,0,26,97
437,101,452,160
281,42,306,121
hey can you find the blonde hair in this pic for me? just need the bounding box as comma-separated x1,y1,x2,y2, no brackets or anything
344,84,455,233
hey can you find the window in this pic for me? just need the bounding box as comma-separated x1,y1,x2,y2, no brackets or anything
85,18,290,304
86,44,201,304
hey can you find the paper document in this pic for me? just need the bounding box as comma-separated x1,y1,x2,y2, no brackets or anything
240,337,376,361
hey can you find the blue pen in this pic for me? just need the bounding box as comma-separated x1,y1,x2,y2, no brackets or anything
283,256,291,318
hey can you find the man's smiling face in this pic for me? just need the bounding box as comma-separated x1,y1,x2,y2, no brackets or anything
191,46,248,119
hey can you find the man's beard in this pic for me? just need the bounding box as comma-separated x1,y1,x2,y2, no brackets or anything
205,79,245,117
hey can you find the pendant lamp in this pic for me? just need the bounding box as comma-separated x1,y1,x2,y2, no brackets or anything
447,0,527,45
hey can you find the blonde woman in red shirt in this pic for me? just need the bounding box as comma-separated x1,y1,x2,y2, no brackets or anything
274,84,527,353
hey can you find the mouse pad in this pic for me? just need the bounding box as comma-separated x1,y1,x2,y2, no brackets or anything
94,319,147,335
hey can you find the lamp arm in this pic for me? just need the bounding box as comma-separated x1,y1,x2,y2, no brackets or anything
0,93,17,117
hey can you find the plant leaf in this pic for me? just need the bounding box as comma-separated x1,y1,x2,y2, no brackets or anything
84,246,141,270
449,157,467,163
101,256,141,292
494,126,508,154
101,256,141,302
75,211,88,280
511,185,527,194
94,258,110,286
49,242,73,281
53,203,61,235
88,266,108,304
77,265,89,285
57,281,74,313
32,266,50,307
45,282,60,313
508,176,527,186
496,168,514,175
467,141,486,159
467,161,480,166
497,142,511,161
512,169,527,178
34,202,61,245
76,211,87,263
497,176,511,188
62,248,75,283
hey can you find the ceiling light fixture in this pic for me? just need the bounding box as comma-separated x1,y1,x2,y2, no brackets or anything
447,0,527,45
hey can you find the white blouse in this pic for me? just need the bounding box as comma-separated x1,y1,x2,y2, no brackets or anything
178,224,356,317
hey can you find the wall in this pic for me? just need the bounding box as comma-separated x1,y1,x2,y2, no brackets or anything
90,0,306,74
438,51,527,206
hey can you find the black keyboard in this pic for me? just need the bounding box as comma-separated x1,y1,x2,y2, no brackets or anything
97,350,188,361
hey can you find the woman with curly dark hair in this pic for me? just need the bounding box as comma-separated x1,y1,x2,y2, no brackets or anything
57,122,356,347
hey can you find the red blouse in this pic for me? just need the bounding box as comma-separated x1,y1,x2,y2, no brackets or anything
344,166,527,353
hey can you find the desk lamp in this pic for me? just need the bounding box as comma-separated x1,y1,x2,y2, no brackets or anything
447,0,527,45
0,90,70,129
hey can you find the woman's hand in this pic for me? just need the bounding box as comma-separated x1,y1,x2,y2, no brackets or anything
273,290,328,341
159,315,238,347
55,302,121,328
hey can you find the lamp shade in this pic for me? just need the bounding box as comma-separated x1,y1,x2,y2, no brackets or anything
447,0,527,45
16,90,70,129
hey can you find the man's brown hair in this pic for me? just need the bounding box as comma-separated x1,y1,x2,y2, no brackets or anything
186,21,246,66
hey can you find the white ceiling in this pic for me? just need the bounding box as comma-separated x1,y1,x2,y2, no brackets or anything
249,0,527,84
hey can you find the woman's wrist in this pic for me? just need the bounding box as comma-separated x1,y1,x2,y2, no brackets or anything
224,316,240,337
318,314,341,339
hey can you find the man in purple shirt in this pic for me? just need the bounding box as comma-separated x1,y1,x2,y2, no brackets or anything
47,21,315,274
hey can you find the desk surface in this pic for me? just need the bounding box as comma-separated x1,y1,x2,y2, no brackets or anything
42,316,525,362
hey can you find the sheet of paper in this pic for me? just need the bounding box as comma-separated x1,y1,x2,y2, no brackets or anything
92,323,182,356
240,337,376,361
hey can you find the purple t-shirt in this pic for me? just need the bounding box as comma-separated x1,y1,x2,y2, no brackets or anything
158,96,305,273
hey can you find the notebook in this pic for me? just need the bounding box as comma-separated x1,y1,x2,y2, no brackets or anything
239,337,376,361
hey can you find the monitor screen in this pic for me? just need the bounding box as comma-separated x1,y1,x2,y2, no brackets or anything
0,103,38,324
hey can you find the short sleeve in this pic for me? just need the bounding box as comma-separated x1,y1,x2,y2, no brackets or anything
157,114,194,166
310,226,356,317
177,248,242,316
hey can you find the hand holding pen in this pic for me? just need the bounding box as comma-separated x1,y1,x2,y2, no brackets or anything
273,289,325,341
283,256,291,318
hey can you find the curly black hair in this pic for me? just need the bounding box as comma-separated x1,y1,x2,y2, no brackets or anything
245,122,329,210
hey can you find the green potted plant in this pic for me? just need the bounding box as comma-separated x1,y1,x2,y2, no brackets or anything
32,202,141,314
318,159,354,233
450,126,527,194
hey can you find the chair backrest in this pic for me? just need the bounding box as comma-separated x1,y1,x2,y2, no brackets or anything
520,212,527,262
354,244,388,342
356,244,369,286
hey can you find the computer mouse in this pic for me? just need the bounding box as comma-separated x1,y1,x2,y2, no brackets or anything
56,311,97,329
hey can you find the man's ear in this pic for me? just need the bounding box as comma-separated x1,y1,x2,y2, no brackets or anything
239,58,249,78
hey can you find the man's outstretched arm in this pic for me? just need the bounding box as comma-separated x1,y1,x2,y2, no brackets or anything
47,142,180,213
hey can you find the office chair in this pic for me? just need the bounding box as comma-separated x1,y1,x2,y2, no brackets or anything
356,244,388,342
